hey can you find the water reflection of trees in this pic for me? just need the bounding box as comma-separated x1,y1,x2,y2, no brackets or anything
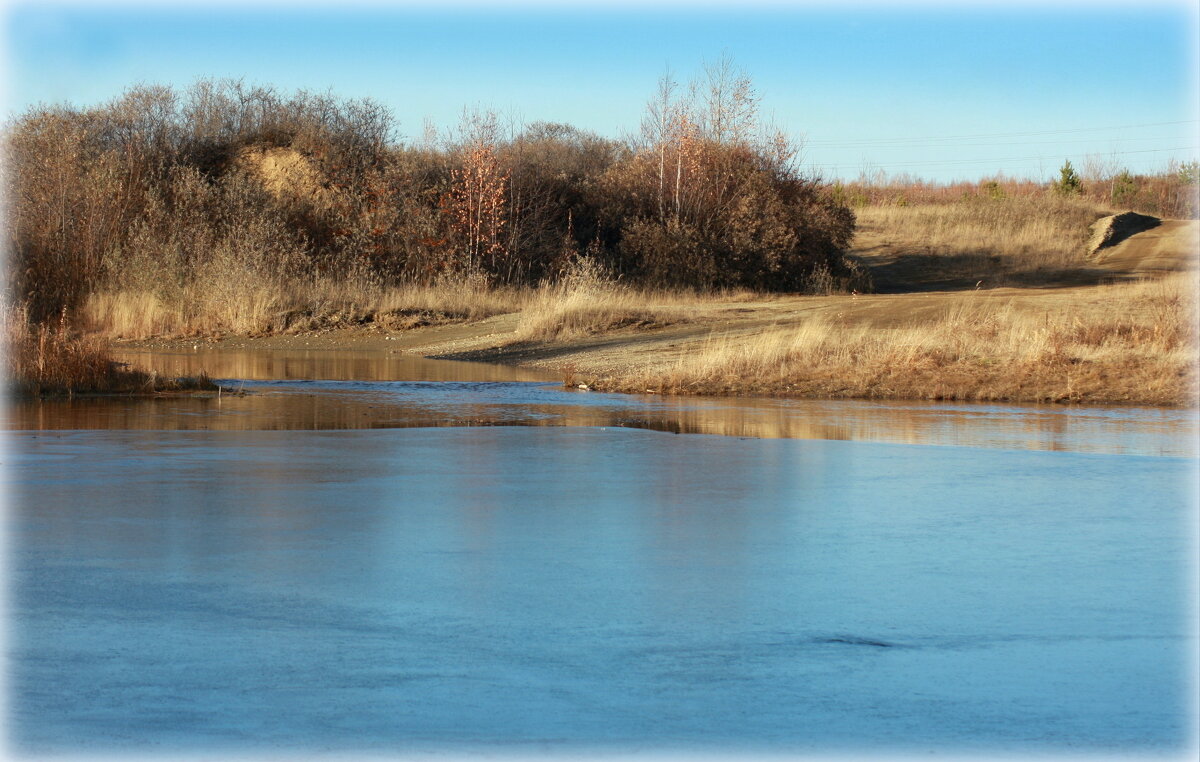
111,348,553,383
8,385,1196,456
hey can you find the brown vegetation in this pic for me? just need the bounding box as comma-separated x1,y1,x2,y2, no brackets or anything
511,258,683,343
837,162,1199,220
82,271,525,339
607,62,864,291
588,274,1196,406
6,69,1196,407
5,69,859,338
852,195,1103,289
5,309,217,396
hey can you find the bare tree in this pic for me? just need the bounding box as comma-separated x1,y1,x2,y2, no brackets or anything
443,109,509,277
641,70,678,218
700,53,760,146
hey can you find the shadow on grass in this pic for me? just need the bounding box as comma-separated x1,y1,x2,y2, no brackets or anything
867,253,1156,294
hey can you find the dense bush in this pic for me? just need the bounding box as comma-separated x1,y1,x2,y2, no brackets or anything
5,71,863,325
604,140,857,290
5,81,397,321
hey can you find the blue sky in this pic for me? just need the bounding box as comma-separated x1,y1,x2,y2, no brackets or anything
3,1,1197,182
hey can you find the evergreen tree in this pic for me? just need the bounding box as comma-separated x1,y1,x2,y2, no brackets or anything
1111,169,1137,206
1055,160,1083,196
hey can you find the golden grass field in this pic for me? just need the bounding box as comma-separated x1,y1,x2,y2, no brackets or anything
594,275,1194,405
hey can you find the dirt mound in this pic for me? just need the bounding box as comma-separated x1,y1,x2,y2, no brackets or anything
233,146,328,203
1087,211,1161,256
1085,218,1198,276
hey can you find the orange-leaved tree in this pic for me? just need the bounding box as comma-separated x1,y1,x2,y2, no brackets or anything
442,110,510,279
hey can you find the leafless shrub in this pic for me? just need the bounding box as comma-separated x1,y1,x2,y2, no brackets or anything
7,66,857,343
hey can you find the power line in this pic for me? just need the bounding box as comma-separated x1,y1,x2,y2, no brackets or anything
806,135,1195,151
806,145,1199,171
803,120,1199,147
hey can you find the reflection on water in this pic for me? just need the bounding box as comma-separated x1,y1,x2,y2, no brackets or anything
6,380,1197,457
4,347,1196,456
8,346,1198,754
111,347,556,383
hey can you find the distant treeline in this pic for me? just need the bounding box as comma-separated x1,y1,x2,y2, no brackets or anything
5,66,864,323
838,162,1199,218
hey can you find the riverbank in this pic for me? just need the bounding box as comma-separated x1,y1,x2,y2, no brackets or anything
98,211,1195,408
116,273,1194,407
5,313,218,397
111,216,1199,407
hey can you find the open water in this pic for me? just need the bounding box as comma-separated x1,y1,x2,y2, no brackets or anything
5,348,1197,757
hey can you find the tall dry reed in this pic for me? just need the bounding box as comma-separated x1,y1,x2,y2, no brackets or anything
83,270,529,339
4,307,216,396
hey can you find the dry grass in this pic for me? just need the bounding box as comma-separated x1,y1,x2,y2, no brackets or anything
511,259,691,343
514,285,676,343
4,309,218,397
83,271,528,339
854,196,1105,283
84,264,678,344
83,291,185,339
595,274,1197,406
78,196,1116,342
85,285,283,338
373,274,528,328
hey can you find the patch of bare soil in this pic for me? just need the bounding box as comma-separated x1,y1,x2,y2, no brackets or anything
1087,211,1161,256
1088,218,1198,275
233,145,328,203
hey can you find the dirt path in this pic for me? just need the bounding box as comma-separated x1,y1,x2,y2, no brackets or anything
1090,218,1198,275
122,219,1197,388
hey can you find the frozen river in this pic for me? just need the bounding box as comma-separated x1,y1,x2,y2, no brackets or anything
5,348,1198,757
